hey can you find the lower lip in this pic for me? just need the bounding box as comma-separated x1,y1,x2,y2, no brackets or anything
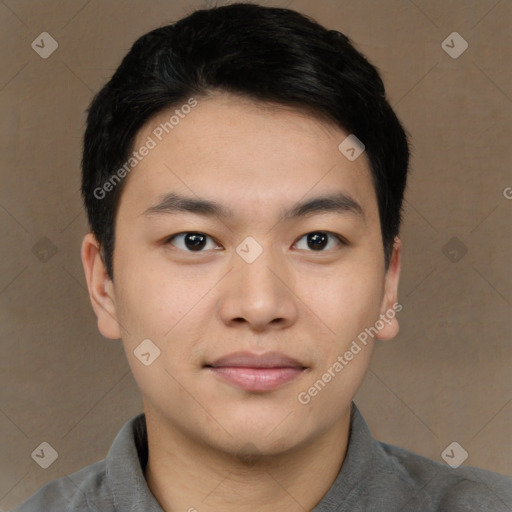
207,366,305,391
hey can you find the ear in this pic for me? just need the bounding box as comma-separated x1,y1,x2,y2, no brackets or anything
81,232,122,340
376,236,402,341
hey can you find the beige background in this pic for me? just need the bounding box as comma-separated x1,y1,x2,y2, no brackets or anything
1,0,511,509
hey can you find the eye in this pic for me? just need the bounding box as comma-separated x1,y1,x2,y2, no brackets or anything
164,231,345,253
294,231,345,251
165,232,221,252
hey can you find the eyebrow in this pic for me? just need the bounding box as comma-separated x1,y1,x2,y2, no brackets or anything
141,191,365,222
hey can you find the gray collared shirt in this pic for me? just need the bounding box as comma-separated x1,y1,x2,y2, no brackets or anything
11,403,512,511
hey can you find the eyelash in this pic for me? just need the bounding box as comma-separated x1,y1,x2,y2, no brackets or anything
163,231,347,253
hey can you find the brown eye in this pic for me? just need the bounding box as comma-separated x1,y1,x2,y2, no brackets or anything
294,231,344,251
166,232,220,252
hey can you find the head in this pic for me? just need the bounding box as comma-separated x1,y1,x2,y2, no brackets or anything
81,3,409,458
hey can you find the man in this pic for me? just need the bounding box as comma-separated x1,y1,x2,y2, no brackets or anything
13,3,511,511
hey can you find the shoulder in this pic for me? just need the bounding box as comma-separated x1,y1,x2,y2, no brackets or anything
378,441,512,511
11,459,115,512
11,413,146,512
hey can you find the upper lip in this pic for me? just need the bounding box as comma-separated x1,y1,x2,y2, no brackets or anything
205,351,306,369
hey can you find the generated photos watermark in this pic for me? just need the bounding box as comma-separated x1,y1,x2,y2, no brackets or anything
93,97,198,200
298,302,402,405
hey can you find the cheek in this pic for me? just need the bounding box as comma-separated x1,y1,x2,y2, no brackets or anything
113,265,204,407
296,270,379,419
114,249,199,336
296,345,373,432
113,253,220,380
298,261,384,344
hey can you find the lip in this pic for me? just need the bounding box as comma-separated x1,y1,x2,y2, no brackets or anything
204,351,307,392
207,351,305,369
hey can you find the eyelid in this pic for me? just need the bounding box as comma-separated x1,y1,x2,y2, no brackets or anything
293,231,347,251
164,230,347,253
164,232,222,251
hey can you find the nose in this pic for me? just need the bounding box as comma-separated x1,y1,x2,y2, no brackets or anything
217,244,299,332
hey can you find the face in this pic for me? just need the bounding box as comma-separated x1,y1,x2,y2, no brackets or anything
82,93,401,457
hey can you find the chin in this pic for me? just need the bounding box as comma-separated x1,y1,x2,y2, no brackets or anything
214,431,303,460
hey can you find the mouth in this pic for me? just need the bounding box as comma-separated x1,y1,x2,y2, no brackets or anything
204,351,308,392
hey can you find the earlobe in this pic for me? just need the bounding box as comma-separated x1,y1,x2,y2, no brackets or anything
81,233,122,340
376,236,402,341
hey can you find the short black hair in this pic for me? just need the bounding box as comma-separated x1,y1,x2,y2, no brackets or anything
81,2,410,280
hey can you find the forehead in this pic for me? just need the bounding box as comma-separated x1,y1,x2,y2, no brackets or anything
117,94,378,226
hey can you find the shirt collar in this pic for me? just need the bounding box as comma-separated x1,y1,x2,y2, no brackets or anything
106,412,164,511
311,402,377,511
106,402,376,512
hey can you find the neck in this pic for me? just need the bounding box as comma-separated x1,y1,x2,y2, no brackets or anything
143,406,351,512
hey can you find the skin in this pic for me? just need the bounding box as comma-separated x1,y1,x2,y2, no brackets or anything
81,93,401,512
